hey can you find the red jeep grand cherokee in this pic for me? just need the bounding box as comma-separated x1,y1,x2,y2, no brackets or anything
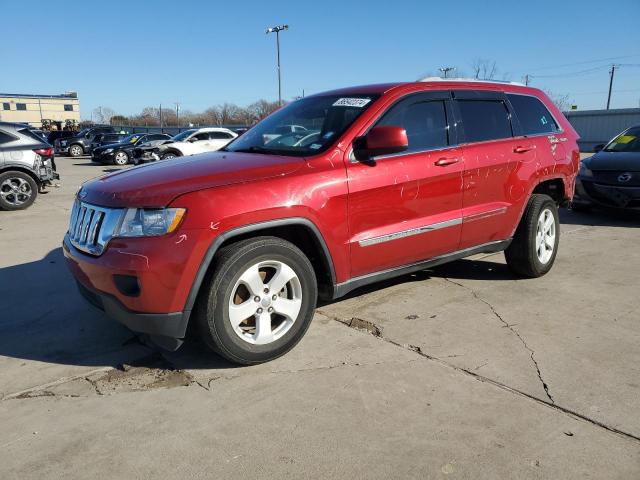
63,80,579,364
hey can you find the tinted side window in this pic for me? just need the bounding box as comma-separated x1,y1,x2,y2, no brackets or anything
377,99,449,153
457,100,512,143
507,94,558,135
193,132,210,141
0,131,16,144
210,131,232,139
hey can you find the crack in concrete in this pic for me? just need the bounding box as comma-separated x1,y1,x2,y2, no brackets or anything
315,311,640,444
441,278,555,404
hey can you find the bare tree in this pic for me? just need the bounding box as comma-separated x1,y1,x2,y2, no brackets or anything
543,90,573,112
92,106,116,124
471,58,498,80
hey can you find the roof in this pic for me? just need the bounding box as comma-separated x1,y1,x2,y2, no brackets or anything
0,92,78,99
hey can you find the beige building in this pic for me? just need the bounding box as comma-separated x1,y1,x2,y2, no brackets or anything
0,92,80,128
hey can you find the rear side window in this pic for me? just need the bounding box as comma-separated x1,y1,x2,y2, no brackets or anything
377,99,449,153
0,130,16,144
457,100,512,143
507,94,558,135
18,128,46,143
210,131,233,139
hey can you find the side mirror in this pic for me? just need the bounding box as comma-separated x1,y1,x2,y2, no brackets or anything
188,137,199,143
594,144,605,153
353,126,408,161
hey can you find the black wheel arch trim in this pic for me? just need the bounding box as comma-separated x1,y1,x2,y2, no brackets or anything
182,217,337,322
0,165,41,185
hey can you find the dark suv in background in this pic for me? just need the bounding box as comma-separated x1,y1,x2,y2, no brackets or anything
88,133,129,154
54,126,115,157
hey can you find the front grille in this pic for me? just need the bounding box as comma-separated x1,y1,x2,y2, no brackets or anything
68,200,122,255
592,171,640,187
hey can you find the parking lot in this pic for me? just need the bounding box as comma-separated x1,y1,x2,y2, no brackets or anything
1,155,639,478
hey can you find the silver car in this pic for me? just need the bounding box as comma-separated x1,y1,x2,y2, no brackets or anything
0,122,59,210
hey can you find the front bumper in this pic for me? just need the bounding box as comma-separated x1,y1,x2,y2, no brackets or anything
91,151,115,163
36,158,58,183
75,280,187,350
575,177,640,210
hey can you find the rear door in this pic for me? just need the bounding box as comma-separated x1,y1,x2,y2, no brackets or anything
347,91,464,278
453,90,526,249
209,131,235,150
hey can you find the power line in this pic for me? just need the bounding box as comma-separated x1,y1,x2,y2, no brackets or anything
527,53,640,73
531,65,609,79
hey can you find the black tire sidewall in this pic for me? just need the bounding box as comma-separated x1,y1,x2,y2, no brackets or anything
205,241,317,364
0,171,38,210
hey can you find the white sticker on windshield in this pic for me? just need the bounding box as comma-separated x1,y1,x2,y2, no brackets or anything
332,97,371,108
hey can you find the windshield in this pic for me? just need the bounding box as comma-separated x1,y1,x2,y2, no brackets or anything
172,130,196,142
225,94,380,156
77,129,90,138
604,127,640,153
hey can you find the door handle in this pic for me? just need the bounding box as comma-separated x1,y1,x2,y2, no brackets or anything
434,157,459,166
513,145,533,153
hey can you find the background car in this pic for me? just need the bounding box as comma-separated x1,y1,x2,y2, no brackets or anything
573,125,640,211
91,133,173,165
154,127,238,159
88,133,129,154
0,122,59,210
47,130,75,145
54,125,115,157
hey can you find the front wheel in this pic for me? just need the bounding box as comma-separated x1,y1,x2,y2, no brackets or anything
505,194,559,277
196,237,318,365
161,151,179,160
113,151,129,165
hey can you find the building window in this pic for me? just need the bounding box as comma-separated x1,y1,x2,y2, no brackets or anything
64,104,73,112
2,103,10,110
16,103,27,111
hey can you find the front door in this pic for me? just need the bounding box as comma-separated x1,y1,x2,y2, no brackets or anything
346,91,464,278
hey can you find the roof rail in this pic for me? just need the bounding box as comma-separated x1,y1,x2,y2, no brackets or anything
418,77,525,86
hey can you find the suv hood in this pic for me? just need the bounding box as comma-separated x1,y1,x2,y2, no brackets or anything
80,151,304,208
586,151,640,171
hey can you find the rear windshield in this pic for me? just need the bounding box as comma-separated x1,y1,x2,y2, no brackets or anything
19,128,47,144
604,127,640,153
225,94,380,157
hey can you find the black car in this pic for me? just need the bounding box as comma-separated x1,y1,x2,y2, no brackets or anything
88,133,129,154
91,133,172,165
54,125,115,157
47,130,76,145
574,125,640,211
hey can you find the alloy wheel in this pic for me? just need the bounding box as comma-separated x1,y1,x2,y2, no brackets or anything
228,260,302,345
0,177,33,206
535,208,556,264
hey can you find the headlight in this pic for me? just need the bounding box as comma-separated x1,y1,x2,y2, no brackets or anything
115,208,186,237
103,148,114,154
578,162,593,178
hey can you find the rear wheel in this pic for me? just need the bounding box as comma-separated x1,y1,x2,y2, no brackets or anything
505,194,559,277
196,237,317,365
69,144,84,157
113,151,129,165
0,171,38,210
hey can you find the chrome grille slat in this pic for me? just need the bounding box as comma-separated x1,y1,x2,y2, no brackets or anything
67,200,122,256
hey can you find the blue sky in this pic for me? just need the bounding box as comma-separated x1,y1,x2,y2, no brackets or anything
2,0,639,118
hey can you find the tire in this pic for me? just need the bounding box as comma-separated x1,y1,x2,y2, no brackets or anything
195,236,318,365
161,151,179,160
113,151,129,165
505,194,559,278
0,171,38,211
68,144,84,157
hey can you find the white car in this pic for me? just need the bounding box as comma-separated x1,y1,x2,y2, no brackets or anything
159,128,238,159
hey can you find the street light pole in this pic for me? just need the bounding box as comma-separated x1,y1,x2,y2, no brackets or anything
266,24,289,106
606,64,617,110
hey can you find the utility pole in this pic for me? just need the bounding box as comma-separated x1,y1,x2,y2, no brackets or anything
524,74,530,86
439,66,456,78
159,103,163,133
606,64,617,110
174,102,180,128
266,24,289,106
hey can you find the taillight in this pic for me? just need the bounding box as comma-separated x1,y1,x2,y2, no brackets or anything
34,147,53,156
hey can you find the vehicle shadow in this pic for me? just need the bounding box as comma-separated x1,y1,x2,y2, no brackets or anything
0,248,236,371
